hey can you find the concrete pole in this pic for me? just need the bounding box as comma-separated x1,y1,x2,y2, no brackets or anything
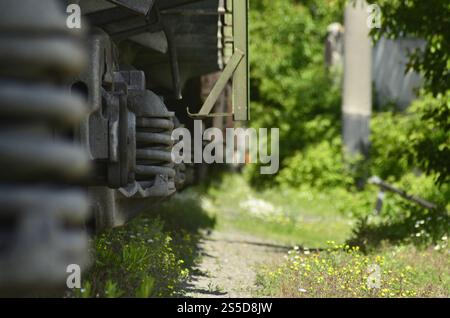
342,0,372,158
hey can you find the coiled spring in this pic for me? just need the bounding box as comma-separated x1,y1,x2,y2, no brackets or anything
135,115,176,190
0,0,90,295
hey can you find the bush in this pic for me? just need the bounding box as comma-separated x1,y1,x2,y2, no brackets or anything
409,91,450,185
276,137,352,189
246,0,342,186
350,173,450,249
369,92,450,185
372,0,450,184
369,112,415,181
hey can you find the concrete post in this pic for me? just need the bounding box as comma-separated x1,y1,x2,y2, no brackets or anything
342,0,372,158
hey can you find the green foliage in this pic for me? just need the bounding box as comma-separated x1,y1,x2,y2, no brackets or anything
408,92,450,185
372,0,450,184
368,92,449,185
81,217,189,297
247,0,342,185
346,109,449,248
73,191,215,298
136,276,155,298
350,173,450,249
104,280,123,298
276,138,353,189
369,112,415,180
360,97,449,248
247,0,449,251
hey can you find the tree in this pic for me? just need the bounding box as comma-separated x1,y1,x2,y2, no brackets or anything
247,0,342,185
371,0,450,185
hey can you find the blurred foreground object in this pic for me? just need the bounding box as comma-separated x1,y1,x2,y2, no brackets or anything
0,0,91,296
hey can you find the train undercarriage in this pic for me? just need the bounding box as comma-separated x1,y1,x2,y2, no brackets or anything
0,0,248,296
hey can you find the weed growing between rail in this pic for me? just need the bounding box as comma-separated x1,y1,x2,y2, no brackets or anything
72,190,215,298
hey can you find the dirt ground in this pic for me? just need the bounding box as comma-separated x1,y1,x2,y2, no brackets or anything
184,229,290,298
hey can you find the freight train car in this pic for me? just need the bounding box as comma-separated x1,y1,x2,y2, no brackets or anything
0,0,248,295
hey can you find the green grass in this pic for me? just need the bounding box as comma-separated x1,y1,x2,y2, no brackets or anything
203,174,354,247
73,190,215,298
203,174,449,298
256,244,449,298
